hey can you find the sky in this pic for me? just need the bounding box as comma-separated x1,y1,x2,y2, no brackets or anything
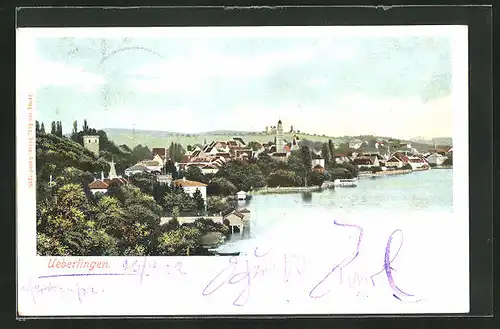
30,27,457,139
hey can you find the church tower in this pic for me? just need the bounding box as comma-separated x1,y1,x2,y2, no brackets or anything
83,135,100,157
291,135,299,151
108,158,117,179
276,119,285,152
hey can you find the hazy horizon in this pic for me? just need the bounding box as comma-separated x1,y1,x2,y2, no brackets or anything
30,27,456,140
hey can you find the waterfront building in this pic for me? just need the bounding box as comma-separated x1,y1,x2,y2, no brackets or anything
236,190,247,200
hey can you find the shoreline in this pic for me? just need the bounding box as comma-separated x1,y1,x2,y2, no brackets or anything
251,186,322,195
432,166,453,169
358,169,412,177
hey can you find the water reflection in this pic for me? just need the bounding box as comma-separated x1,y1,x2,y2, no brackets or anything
301,192,312,203
218,169,453,253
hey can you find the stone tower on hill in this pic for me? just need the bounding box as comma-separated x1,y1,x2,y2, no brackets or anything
83,135,100,157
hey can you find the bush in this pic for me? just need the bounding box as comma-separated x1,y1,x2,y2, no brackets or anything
442,156,453,166
371,166,383,174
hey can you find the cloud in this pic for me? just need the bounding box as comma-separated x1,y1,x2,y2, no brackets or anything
34,59,106,92
331,93,452,138
130,48,316,94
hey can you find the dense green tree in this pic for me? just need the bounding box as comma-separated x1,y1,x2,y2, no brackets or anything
248,141,262,151
51,121,56,135
40,122,46,134
163,186,196,215
299,146,312,187
164,159,178,178
130,144,151,164
206,196,232,214
36,183,119,256
216,160,265,192
267,170,301,187
157,226,203,256
169,142,185,163
308,171,326,187
71,120,78,141
128,171,156,195
321,143,332,168
35,120,40,133
56,121,63,137
83,119,89,133
207,177,237,196
192,188,205,213
255,152,277,176
185,166,207,183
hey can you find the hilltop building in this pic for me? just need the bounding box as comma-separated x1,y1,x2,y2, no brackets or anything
83,135,100,156
275,120,285,153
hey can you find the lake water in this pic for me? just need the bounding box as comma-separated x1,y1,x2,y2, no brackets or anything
218,169,453,253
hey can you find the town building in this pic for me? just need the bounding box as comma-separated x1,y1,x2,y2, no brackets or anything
407,156,429,170
385,156,404,168
426,153,448,166
312,164,326,174
352,155,380,167
311,154,325,169
349,139,363,149
140,159,163,173
124,163,148,176
172,177,207,207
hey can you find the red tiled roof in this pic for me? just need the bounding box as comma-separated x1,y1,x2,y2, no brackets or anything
103,178,128,186
152,148,167,157
89,179,109,189
353,158,373,165
173,179,207,187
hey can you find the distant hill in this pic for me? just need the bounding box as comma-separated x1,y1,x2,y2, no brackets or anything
103,128,343,149
409,136,453,146
102,128,451,152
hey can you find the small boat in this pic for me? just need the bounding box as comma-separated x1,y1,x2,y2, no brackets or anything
215,252,241,256
333,178,358,187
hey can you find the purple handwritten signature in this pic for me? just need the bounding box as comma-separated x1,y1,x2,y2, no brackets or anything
202,220,418,306
309,221,414,301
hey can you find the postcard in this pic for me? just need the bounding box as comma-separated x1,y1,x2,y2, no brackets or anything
17,25,469,316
